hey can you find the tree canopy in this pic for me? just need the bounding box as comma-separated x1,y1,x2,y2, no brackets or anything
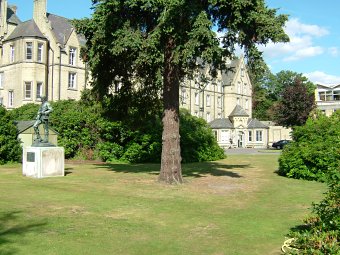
75,0,289,183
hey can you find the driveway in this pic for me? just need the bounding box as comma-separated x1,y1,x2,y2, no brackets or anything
224,148,281,155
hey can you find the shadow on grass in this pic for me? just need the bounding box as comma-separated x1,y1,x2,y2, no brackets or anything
0,211,47,255
95,161,250,178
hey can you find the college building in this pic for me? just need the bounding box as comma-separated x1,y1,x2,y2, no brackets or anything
0,0,291,149
315,83,340,116
0,0,89,108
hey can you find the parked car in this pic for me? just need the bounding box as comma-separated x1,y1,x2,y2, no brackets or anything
272,140,291,149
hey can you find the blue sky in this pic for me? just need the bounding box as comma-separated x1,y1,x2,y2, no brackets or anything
9,0,340,85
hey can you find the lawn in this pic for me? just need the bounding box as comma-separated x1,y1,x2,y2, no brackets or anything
0,154,325,255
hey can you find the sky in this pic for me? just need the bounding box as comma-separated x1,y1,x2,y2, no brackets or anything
9,0,340,85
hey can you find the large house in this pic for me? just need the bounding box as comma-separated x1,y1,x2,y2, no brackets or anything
315,83,340,116
0,0,89,108
0,0,290,149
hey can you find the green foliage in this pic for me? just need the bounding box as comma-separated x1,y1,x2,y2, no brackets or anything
0,106,22,164
285,167,340,254
278,111,340,181
7,103,39,120
180,109,225,163
49,100,102,159
252,70,316,122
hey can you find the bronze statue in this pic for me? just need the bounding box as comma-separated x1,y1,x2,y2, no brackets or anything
33,96,53,145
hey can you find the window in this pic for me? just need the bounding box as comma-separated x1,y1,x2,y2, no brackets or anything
24,81,32,99
194,111,199,117
69,47,77,65
8,91,14,107
237,82,241,94
237,97,240,105
217,112,221,119
26,42,33,60
10,45,15,63
195,92,199,105
248,131,252,142
0,72,3,89
37,43,43,62
206,94,211,107
241,67,244,77
68,72,77,89
36,82,43,99
221,130,229,142
245,99,249,110
256,130,263,141
206,112,211,122
217,96,221,108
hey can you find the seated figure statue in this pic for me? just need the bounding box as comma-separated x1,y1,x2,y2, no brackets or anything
33,96,53,145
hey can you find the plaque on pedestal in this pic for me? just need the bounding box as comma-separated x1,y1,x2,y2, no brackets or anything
23,147,65,178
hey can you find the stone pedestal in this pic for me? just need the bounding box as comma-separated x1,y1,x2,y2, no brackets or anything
23,147,64,178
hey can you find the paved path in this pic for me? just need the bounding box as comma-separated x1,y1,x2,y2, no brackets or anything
224,148,281,155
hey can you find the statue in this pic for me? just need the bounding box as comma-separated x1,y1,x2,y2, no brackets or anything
33,96,53,146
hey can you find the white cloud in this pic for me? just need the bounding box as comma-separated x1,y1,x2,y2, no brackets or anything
260,18,329,61
304,71,340,85
283,46,324,61
285,18,329,37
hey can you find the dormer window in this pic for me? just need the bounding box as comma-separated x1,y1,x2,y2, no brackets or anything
69,47,77,65
26,42,33,60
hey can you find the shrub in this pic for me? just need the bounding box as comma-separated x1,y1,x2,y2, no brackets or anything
285,167,340,254
0,106,22,164
278,111,340,181
180,109,225,163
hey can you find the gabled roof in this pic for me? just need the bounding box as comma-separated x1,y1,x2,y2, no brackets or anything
5,20,46,41
15,120,59,134
47,13,74,45
15,120,36,133
229,105,249,117
221,58,239,86
7,7,21,25
209,118,233,129
247,118,269,129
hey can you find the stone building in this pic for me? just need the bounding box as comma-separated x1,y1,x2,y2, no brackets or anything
180,56,252,122
0,0,89,108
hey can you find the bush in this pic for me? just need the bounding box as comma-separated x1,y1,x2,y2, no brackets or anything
284,168,340,254
278,111,340,181
180,109,225,163
0,106,22,164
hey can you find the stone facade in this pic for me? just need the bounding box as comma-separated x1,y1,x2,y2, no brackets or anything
0,0,89,109
315,83,340,116
180,56,252,122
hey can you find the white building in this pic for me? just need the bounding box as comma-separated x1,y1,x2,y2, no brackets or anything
315,84,340,116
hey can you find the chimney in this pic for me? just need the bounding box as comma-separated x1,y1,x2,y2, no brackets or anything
33,0,47,24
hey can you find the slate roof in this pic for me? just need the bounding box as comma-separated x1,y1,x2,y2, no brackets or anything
209,118,233,129
5,20,46,41
47,13,74,45
15,120,59,134
229,105,249,117
221,58,240,86
15,120,36,133
247,118,269,129
7,7,21,25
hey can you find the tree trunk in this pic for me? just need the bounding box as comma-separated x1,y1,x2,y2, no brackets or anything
158,37,183,184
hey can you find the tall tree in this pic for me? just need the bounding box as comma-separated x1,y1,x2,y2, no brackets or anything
273,78,316,127
74,0,289,184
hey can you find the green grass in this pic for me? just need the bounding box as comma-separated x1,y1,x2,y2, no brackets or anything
0,155,325,255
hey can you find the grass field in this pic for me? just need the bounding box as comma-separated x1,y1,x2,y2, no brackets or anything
0,154,325,255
